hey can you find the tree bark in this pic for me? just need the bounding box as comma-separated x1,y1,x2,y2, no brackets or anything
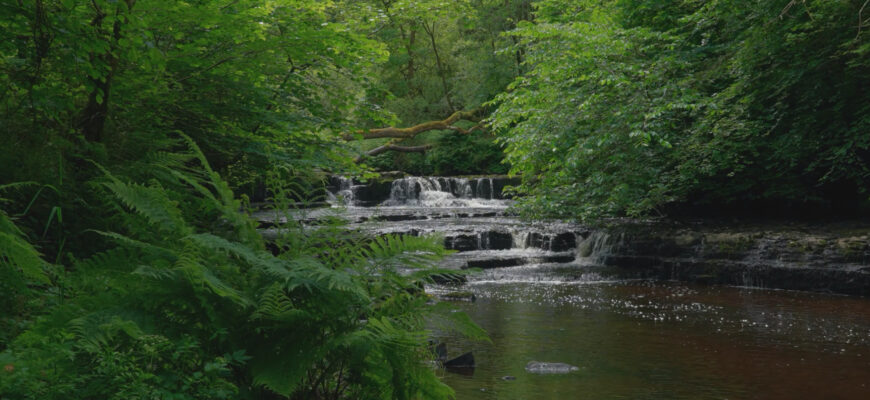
421,21,455,112
360,143,432,160
79,0,136,143
342,109,483,141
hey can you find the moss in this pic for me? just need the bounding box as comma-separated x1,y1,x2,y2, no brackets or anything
705,233,756,255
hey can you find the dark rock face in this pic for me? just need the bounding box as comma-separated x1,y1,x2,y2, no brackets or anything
444,231,514,252
428,273,467,285
577,223,870,296
445,234,481,252
327,176,394,206
465,254,575,269
550,232,577,252
352,180,393,206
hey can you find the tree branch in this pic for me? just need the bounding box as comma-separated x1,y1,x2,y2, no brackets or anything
354,142,431,162
342,109,483,141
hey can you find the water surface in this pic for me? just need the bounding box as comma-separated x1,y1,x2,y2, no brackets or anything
433,280,870,400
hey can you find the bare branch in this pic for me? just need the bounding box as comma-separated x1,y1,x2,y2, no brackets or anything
342,109,483,141
355,143,432,162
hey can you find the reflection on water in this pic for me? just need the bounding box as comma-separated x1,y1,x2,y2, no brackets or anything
432,281,870,400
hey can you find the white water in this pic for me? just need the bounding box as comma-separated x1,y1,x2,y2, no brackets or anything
382,176,511,208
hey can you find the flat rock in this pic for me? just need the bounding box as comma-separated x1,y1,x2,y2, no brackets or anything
444,352,475,368
524,361,579,374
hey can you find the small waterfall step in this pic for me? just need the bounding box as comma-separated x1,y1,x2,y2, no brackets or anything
464,262,619,284
439,249,577,270
326,175,520,207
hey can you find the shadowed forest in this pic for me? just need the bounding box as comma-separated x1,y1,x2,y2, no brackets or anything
2,1,869,399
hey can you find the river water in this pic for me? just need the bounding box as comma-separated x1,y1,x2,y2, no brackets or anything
259,176,870,399
433,280,870,399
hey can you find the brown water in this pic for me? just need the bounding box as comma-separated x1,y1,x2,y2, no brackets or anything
434,281,870,400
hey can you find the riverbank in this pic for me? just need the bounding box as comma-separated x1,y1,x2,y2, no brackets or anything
579,219,870,296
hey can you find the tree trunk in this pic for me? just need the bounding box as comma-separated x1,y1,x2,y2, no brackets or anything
79,0,136,143
421,21,455,112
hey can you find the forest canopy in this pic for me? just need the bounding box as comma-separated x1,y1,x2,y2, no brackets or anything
491,0,870,219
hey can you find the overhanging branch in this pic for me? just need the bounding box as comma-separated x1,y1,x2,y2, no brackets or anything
342,109,483,141
355,143,432,162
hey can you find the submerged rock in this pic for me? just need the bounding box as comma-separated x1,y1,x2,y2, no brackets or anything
430,342,447,362
444,352,475,368
524,361,579,374
439,291,476,302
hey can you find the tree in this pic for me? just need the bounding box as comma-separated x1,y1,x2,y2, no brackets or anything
491,0,870,220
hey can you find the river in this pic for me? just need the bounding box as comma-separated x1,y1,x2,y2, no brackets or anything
257,175,870,399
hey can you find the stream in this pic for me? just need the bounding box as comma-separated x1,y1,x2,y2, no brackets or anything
259,176,870,399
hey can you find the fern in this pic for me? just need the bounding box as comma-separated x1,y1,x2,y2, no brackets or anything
102,178,188,235
363,234,451,271
0,211,49,285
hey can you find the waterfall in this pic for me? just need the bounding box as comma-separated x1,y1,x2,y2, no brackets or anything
512,230,530,249
576,231,619,265
328,176,356,206
381,176,510,207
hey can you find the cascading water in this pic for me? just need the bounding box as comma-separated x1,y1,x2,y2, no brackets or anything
575,231,619,265
381,176,510,207
276,174,597,282
327,176,356,205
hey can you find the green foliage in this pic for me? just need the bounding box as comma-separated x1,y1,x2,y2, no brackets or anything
367,131,509,175
0,141,481,399
350,0,530,173
491,0,870,220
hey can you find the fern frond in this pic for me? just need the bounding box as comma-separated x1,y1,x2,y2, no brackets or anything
102,178,189,235
427,302,490,343
363,234,450,270
172,244,250,307
0,212,49,284
88,230,175,259
251,284,311,323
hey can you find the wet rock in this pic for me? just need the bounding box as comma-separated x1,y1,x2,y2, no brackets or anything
439,291,476,302
429,342,447,362
375,214,429,222
524,361,579,374
481,231,513,250
466,257,524,269
428,273,467,285
465,254,576,269
549,232,577,252
444,352,475,368
445,235,480,252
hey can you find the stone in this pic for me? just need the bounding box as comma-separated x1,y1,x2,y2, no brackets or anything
501,375,516,381
481,231,513,250
428,273,467,285
445,234,480,251
550,232,577,252
444,352,475,368
524,361,579,374
430,342,447,362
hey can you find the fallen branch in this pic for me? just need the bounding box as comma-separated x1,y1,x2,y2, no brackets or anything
356,143,432,162
342,109,483,141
